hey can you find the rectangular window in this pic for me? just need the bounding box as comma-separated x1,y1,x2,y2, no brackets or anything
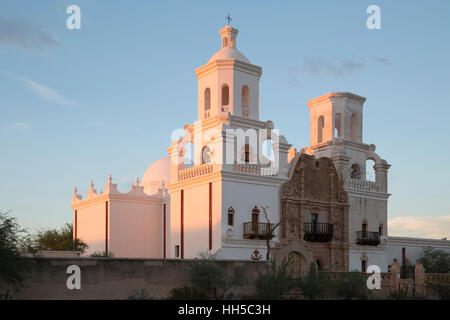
379,224,383,236
175,245,180,258
361,260,367,272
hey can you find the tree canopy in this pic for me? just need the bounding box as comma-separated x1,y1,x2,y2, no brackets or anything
33,223,87,253
0,211,33,297
418,247,450,274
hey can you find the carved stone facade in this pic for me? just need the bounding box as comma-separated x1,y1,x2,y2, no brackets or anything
273,153,349,273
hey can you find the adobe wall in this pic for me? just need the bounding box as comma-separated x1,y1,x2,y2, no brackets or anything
8,257,268,300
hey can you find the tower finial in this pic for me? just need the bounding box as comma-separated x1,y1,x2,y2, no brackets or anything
135,176,140,186
73,186,77,194
108,173,112,184
89,179,94,190
226,13,232,26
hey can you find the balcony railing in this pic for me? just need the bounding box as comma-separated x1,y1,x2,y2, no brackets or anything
243,222,274,240
356,231,380,246
303,223,334,243
178,164,214,181
233,164,277,176
346,178,382,193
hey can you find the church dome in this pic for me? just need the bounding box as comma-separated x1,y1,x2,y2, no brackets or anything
207,47,250,64
142,156,171,183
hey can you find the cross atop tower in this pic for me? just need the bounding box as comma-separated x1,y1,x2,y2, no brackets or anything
226,13,232,26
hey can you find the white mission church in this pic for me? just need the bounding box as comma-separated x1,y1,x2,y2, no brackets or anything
71,24,449,272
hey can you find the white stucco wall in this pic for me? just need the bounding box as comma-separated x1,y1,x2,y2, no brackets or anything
349,246,389,272
76,201,107,255
109,200,163,258
387,236,450,266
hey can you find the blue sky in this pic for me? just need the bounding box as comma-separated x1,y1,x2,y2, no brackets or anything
0,0,449,238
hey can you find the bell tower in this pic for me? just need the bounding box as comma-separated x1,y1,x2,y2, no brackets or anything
308,92,364,146
195,25,262,121
305,91,391,272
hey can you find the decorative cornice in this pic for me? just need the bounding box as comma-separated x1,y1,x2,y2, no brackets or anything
71,193,164,210
195,59,262,79
307,92,366,110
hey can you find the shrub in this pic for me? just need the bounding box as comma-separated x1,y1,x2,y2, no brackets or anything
298,263,330,299
167,252,246,300
387,288,409,300
127,288,152,300
254,259,293,299
333,272,369,300
425,282,450,300
167,285,209,300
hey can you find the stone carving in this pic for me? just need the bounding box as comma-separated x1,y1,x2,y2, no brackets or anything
275,153,350,273
282,153,348,203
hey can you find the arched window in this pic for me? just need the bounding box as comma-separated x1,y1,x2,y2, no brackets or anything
222,37,228,48
204,88,210,110
350,164,361,179
335,113,342,137
366,159,376,182
242,85,249,108
317,116,325,143
201,146,211,164
350,114,357,140
221,85,229,106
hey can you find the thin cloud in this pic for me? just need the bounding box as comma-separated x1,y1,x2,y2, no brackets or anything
14,122,31,129
388,215,450,239
0,17,60,51
5,72,75,106
298,57,390,77
3,122,32,131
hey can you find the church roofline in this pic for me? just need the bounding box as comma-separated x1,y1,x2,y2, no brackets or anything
307,92,366,110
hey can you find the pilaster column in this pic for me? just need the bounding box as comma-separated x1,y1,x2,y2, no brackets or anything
374,161,391,193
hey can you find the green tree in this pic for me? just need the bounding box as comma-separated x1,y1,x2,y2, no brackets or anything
254,259,293,299
417,247,450,274
0,211,33,298
298,263,329,299
33,223,87,253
